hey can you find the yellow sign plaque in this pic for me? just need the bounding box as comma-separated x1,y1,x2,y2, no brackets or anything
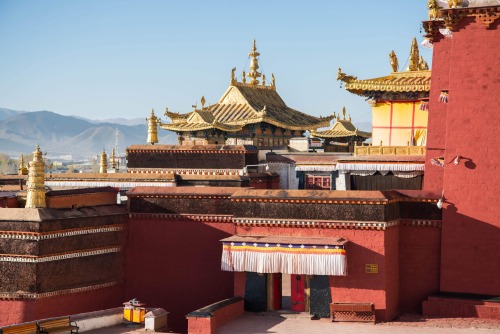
365,264,379,274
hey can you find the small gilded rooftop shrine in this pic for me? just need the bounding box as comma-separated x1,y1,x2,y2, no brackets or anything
311,107,371,153
337,38,431,150
153,40,333,149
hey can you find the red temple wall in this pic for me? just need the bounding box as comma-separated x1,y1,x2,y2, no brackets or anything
424,18,500,295
235,225,396,321
398,225,441,312
0,286,123,327
125,218,235,333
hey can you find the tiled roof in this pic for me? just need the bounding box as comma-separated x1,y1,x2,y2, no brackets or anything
312,119,371,139
161,83,332,132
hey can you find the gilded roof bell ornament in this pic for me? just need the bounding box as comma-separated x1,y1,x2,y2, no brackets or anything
147,108,159,145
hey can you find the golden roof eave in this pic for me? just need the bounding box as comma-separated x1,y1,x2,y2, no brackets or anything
337,69,431,95
159,122,243,133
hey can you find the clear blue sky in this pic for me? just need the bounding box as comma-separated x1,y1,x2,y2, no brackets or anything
0,0,431,125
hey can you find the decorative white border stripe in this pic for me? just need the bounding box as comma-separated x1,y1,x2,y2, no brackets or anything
0,246,122,263
46,181,175,188
336,163,424,172
233,218,399,230
128,168,241,176
0,281,120,300
129,213,233,222
295,165,336,172
0,225,125,241
401,220,442,228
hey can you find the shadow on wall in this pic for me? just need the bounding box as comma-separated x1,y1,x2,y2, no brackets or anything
124,217,235,333
440,202,500,296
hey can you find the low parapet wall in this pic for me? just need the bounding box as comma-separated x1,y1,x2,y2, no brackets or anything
186,297,244,334
71,307,123,332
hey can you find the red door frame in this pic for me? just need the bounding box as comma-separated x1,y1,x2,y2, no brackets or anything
291,274,306,312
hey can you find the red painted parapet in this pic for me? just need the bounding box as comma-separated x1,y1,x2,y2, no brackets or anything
186,297,244,334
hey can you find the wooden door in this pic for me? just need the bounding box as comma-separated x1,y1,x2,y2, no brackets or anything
291,274,305,312
273,273,282,310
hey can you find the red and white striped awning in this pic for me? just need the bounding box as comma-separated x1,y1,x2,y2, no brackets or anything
221,235,347,276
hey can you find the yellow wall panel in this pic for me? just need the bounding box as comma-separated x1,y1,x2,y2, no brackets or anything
372,128,390,146
372,103,391,127
391,102,414,127
414,108,429,127
391,128,413,146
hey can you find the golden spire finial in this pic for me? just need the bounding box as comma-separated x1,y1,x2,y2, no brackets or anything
100,149,107,174
111,148,116,169
25,145,46,208
147,108,159,145
389,50,399,72
201,96,206,109
18,154,28,175
247,39,262,86
242,70,246,83
342,106,346,120
262,74,266,86
271,73,275,87
332,112,337,121
408,37,420,71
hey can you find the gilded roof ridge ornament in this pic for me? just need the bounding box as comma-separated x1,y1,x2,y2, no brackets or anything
231,67,237,85
428,0,440,20
408,37,420,71
201,96,206,109
342,106,347,120
419,56,430,70
259,105,267,116
336,68,357,82
247,39,262,86
262,74,266,86
271,73,275,87
389,50,399,72
242,70,246,84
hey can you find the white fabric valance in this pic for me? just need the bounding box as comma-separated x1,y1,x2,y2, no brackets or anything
221,241,347,276
295,165,336,172
336,163,424,172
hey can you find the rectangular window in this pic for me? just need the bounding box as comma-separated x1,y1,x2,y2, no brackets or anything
305,175,332,190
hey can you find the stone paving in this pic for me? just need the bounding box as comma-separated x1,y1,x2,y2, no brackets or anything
83,312,500,334
217,312,500,334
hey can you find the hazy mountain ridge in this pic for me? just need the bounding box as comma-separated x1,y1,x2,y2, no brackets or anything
0,109,177,159
0,108,25,121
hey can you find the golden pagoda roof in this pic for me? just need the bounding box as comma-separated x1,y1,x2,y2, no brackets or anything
337,38,431,97
160,40,333,133
311,107,371,139
161,81,332,132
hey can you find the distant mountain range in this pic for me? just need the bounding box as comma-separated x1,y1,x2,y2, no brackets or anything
0,109,177,159
0,108,373,160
